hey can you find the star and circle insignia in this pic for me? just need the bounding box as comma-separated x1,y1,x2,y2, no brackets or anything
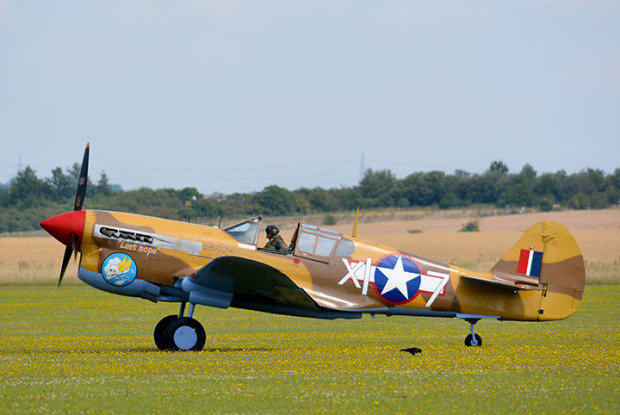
373,255,422,304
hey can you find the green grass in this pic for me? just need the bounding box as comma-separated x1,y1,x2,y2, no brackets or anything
1,285,618,414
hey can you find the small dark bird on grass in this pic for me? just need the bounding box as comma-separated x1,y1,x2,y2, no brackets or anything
401,347,422,356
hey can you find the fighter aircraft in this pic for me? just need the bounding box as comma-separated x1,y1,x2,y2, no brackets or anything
40,144,586,351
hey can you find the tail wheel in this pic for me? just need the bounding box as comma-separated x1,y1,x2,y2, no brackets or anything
465,333,482,347
163,317,206,351
154,315,178,350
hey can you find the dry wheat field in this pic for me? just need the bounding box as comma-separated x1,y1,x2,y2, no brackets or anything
0,208,618,284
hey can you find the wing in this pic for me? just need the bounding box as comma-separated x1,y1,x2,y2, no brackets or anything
181,256,351,319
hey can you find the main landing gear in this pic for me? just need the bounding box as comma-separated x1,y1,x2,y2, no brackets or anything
154,302,206,351
464,318,482,347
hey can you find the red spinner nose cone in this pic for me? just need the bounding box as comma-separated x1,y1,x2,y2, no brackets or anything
40,211,86,247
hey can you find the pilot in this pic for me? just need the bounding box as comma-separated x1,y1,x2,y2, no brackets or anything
265,225,288,253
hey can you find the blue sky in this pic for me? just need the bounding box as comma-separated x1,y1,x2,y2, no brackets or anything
1,1,619,194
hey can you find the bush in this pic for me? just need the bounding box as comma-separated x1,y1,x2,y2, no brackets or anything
590,192,609,209
539,194,556,212
323,214,337,226
459,219,479,232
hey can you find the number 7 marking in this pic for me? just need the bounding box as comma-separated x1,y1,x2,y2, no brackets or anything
425,271,450,307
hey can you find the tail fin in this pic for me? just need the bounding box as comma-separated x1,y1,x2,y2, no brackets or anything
491,221,585,320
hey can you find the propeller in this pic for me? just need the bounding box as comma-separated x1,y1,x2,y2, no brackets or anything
58,143,89,286
73,143,90,211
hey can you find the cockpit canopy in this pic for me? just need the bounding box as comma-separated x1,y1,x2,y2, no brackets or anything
295,224,354,257
223,217,355,261
224,216,261,245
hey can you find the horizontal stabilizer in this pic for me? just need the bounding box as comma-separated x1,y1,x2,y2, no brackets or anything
461,274,542,291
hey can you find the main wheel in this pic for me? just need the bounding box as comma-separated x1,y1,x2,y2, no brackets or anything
163,317,206,351
465,333,482,347
154,315,178,350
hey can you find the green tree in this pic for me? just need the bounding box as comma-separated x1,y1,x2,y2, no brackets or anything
254,185,296,216
609,168,620,191
606,168,620,204
67,163,81,184
94,171,113,197
192,198,224,218
589,192,609,209
359,169,397,207
9,166,54,207
48,167,74,202
180,187,201,202
535,172,563,201
488,160,509,175
538,194,556,212
559,169,610,207
451,170,471,205
305,188,333,212
521,163,537,181
439,192,461,208
293,192,311,214
467,173,499,204
0,186,8,207
498,164,537,207
402,171,446,206
331,186,359,211
586,168,607,193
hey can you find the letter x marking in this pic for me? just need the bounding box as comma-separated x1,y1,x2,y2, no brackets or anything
338,259,364,289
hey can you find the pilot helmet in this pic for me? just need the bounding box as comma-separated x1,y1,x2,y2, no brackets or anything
266,225,279,237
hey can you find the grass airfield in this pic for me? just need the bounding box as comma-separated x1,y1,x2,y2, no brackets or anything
1,284,618,414
1,209,618,413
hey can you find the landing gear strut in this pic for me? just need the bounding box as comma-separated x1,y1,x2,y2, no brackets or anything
464,318,482,347
154,302,206,351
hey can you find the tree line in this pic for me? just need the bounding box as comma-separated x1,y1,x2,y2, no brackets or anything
1,161,618,233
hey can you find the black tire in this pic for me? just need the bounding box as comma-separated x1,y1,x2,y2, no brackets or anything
465,333,482,347
163,317,206,351
154,315,178,350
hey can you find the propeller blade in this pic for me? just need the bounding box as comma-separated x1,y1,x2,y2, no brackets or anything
52,143,89,287
72,232,80,261
73,143,90,211
59,245,73,287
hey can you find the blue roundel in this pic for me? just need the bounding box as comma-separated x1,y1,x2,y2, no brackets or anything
373,255,421,304
101,253,137,287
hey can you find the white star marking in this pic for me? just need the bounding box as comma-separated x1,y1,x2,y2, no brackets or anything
376,256,420,298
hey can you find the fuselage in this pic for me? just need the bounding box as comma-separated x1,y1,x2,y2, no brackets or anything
42,209,582,322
